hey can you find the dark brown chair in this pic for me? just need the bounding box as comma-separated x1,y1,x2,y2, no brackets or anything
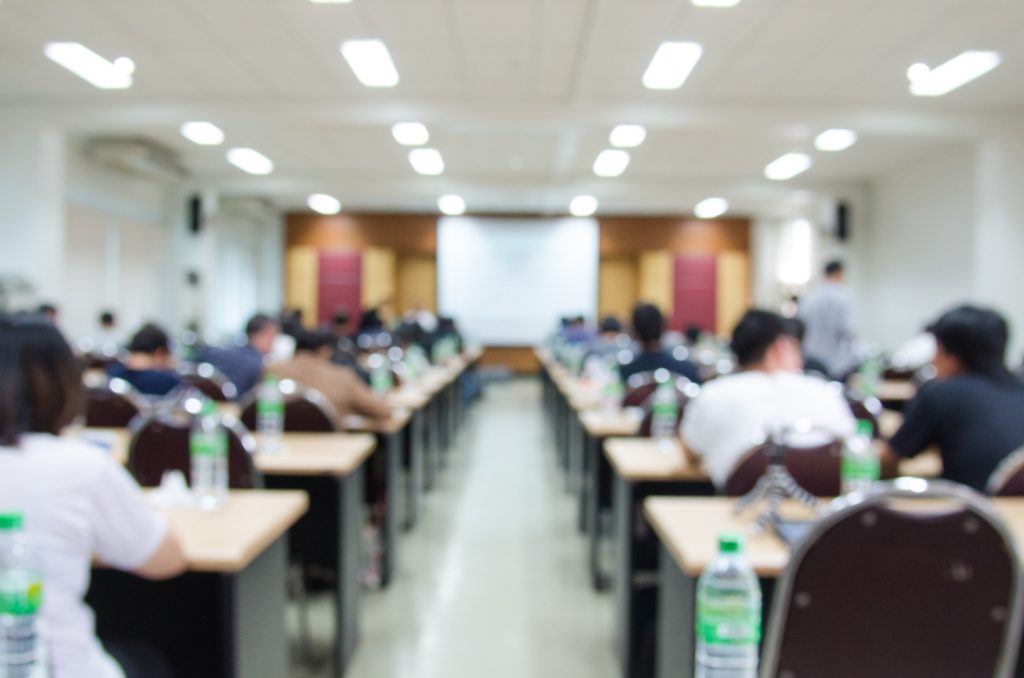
724,438,843,497
177,362,238,402
622,372,658,408
986,446,1024,496
762,479,1024,678
84,378,147,428
126,410,261,489
238,380,340,432
637,378,701,437
845,390,883,438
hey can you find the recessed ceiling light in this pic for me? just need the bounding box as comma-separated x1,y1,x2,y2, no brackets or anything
180,121,225,146
908,51,1001,96
692,0,741,5
226,148,274,175
569,195,598,217
308,193,341,215
694,197,728,219
340,39,399,88
593,150,630,177
438,194,466,216
392,122,429,146
609,125,647,148
814,128,857,152
43,42,133,89
643,42,703,90
409,148,444,175
765,153,812,181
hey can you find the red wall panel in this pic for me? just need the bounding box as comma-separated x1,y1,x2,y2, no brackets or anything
673,254,717,334
318,251,363,328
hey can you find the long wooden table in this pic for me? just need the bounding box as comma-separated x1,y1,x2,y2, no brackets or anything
88,490,308,678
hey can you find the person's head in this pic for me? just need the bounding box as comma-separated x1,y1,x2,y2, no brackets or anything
127,323,172,362
331,309,351,336
824,259,845,282
926,305,1012,380
294,329,335,361
0,313,83,446
600,316,622,336
730,309,804,372
632,304,665,345
36,303,57,322
684,324,704,345
245,314,280,355
99,311,116,328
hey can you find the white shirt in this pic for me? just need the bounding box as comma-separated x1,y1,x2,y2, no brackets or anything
682,371,856,488
0,434,167,678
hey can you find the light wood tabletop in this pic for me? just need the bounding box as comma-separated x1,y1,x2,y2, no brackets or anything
341,408,413,434
875,379,917,402
389,386,431,410
100,489,308,574
645,496,1024,579
604,437,707,482
580,408,643,438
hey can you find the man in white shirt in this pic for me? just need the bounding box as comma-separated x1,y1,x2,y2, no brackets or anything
682,309,856,489
799,260,858,380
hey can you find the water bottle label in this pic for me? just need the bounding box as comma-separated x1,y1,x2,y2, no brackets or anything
652,403,676,418
0,580,42,616
257,400,284,417
191,432,227,459
842,456,880,481
697,600,761,645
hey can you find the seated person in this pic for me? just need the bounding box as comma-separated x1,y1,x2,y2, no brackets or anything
882,306,1024,492
199,314,279,399
587,316,631,360
619,303,702,384
682,309,856,489
0,313,186,678
107,323,180,397
269,330,392,421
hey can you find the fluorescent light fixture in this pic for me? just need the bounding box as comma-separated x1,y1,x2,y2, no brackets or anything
310,0,353,3
409,148,444,175
814,128,857,152
308,193,341,215
43,42,133,89
340,39,399,87
593,150,630,177
609,124,647,148
642,41,703,90
392,122,429,146
765,153,812,181
180,121,225,146
694,197,728,219
226,148,274,175
692,0,741,5
569,195,598,217
908,51,1001,96
438,194,466,216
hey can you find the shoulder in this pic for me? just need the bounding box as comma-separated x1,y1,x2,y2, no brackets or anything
15,434,114,479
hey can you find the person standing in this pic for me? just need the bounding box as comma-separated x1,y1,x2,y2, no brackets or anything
799,260,858,380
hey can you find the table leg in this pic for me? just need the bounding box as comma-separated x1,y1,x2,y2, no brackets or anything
656,545,696,678
407,411,425,525
380,430,401,586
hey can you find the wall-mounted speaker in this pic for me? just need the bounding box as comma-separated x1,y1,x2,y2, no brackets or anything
835,201,850,242
187,195,203,235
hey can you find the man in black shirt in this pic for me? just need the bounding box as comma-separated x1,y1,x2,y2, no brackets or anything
619,303,701,384
884,305,1024,492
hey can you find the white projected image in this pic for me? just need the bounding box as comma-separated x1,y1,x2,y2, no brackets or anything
437,217,599,345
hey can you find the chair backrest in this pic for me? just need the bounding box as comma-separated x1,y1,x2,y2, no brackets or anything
638,378,701,437
724,438,843,497
762,479,1024,678
177,362,238,402
844,390,883,438
986,445,1024,496
127,410,261,489
84,378,146,428
238,380,340,432
622,372,658,408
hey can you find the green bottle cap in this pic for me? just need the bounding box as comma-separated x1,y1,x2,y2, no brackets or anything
719,532,743,554
0,513,24,530
857,419,874,437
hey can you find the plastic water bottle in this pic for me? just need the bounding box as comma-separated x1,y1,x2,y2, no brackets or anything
191,400,228,511
841,419,879,494
858,347,883,397
369,354,393,395
696,533,761,678
0,513,44,678
601,365,624,413
257,376,285,455
650,371,679,442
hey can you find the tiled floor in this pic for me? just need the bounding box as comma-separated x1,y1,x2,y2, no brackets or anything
293,378,617,678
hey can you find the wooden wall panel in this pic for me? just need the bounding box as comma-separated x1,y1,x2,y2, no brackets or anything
638,250,674,316
478,346,539,374
396,255,437,314
287,213,437,254
362,247,396,309
600,217,750,256
317,251,362,327
285,246,318,328
599,257,639,321
716,251,750,337
674,254,717,334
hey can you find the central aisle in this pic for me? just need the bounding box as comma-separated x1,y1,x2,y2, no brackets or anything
341,378,618,678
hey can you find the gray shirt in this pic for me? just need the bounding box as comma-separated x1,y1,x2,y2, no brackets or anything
799,281,857,379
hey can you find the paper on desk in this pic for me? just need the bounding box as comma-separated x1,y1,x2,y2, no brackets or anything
149,470,194,508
